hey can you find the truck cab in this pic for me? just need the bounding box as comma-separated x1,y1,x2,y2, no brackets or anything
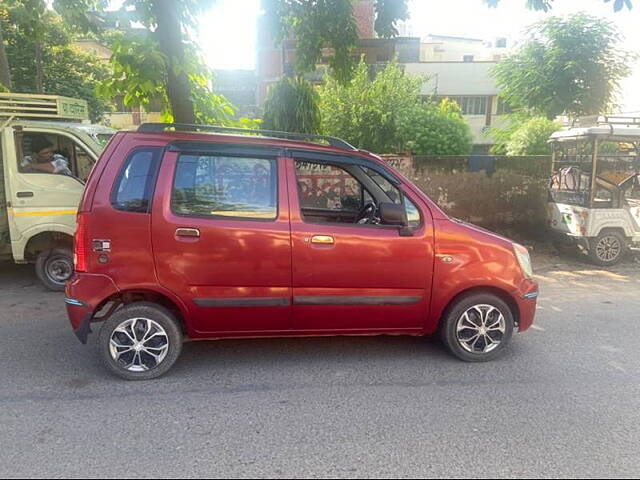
0,94,114,290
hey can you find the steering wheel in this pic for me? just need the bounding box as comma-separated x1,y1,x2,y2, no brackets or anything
356,201,377,224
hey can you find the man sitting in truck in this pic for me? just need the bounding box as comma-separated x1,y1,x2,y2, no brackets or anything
20,135,72,176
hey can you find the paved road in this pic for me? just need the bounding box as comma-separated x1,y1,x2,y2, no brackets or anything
1,254,639,478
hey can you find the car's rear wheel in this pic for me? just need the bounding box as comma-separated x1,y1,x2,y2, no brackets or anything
97,302,183,380
35,248,73,292
589,231,627,266
440,293,514,362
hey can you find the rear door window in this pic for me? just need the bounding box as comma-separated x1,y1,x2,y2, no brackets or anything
172,155,278,220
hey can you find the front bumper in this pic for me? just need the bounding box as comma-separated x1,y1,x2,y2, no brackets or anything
514,278,539,332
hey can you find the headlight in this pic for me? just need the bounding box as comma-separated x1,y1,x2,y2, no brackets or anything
513,244,533,279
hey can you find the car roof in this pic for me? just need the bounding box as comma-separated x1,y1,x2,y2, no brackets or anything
550,125,640,141
123,129,366,157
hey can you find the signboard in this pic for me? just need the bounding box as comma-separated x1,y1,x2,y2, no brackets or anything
57,97,89,121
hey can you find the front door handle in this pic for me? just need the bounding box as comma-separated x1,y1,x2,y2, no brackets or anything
311,235,334,245
175,228,200,238
16,191,34,198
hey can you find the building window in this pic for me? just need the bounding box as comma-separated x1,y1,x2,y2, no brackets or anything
463,55,474,62
447,96,487,115
496,38,507,48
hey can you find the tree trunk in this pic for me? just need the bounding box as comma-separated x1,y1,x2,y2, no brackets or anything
152,0,196,124
0,21,12,91
35,42,44,94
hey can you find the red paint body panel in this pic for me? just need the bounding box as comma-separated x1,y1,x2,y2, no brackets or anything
428,219,538,334
67,130,538,344
151,153,293,334
65,273,119,329
285,158,434,330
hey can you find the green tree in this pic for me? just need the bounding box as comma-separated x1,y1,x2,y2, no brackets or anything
263,76,321,134
264,0,409,84
53,0,220,123
493,14,635,119
96,31,253,126
484,0,633,11
320,60,423,152
3,9,111,121
397,99,473,156
504,117,561,156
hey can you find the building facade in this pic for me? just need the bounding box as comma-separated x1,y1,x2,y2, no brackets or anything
255,1,511,151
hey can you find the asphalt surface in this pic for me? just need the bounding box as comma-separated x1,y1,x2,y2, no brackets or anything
0,253,639,479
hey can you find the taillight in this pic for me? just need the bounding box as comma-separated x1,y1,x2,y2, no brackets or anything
74,213,88,272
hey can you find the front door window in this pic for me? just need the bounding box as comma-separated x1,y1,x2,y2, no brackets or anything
17,133,95,182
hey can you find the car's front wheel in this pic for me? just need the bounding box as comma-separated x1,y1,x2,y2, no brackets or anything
440,293,514,362
97,302,183,380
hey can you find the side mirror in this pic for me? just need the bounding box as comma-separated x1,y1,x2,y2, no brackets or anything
379,202,407,226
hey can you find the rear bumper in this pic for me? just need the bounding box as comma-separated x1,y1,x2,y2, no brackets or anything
514,278,539,332
65,273,119,344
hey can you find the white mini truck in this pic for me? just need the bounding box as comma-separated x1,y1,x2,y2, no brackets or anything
548,116,640,266
0,94,114,289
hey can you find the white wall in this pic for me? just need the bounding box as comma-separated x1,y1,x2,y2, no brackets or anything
404,62,500,96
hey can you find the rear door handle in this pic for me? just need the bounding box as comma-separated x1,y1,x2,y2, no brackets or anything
16,191,34,198
175,228,200,238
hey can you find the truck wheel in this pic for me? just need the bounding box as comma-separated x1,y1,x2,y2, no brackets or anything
440,293,514,362
588,231,628,266
35,248,74,291
97,302,183,381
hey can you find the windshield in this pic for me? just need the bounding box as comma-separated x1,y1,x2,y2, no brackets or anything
92,133,115,148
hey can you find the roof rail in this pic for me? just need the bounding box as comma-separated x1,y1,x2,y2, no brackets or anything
137,123,357,151
599,115,640,127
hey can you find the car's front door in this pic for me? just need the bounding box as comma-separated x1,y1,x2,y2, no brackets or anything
151,144,292,335
287,154,434,332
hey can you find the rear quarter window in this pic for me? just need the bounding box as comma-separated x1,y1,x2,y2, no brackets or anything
111,148,162,213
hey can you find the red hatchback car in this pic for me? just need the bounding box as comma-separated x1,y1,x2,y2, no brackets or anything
65,124,538,380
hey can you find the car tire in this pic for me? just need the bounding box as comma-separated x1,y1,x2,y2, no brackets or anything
97,302,183,381
588,231,628,267
440,293,514,362
35,248,74,292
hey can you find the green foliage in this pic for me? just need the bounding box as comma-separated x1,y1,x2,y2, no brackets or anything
493,14,635,119
3,9,111,121
484,0,633,10
320,61,472,155
263,76,321,134
320,60,423,152
504,117,561,156
374,0,410,38
397,100,473,156
265,0,409,83
96,31,257,127
486,111,534,155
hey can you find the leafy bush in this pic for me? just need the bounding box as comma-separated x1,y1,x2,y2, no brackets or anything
320,59,423,152
397,100,473,156
505,117,562,156
263,76,321,134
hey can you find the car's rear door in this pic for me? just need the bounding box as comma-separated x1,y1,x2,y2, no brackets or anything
151,142,292,335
